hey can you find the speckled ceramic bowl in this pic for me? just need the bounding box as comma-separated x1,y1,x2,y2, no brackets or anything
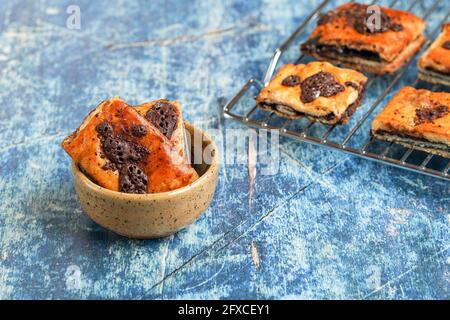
71,122,218,239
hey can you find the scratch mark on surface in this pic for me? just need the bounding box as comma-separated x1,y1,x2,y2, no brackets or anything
399,284,405,298
248,132,257,209
364,245,450,298
47,202,66,212
397,175,429,190
218,185,311,252
281,149,316,180
106,22,269,50
27,161,41,170
157,235,173,298
1,249,8,261
251,242,260,268
216,156,354,253
139,228,236,299
184,261,226,291
139,181,313,298
216,98,229,183
280,147,350,194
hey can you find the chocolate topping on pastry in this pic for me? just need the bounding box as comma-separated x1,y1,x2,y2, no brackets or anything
281,75,302,87
131,124,148,137
96,121,149,193
318,3,403,35
119,163,148,194
145,101,178,139
414,104,449,125
96,122,114,137
317,11,337,26
300,72,345,103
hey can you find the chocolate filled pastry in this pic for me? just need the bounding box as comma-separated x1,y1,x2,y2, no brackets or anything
418,24,450,87
256,61,367,125
371,87,450,158
61,98,199,194
301,2,426,75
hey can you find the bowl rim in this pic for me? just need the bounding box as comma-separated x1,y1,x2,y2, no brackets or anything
71,122,218,200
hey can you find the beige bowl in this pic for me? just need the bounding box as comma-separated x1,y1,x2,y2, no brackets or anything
71,122,219,239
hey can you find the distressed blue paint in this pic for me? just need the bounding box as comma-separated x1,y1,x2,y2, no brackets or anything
0,0,449,299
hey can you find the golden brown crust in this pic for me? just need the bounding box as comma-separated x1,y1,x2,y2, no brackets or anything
61,98,198,193
302,2,426,74
256,62,367,125
371,87,450,157
418,23,450,82
62,99,119,190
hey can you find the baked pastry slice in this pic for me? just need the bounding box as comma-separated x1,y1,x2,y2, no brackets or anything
372,87,450,158
301,2,426,75
62,98,198,194
256,61,367,125
418,24,450,86
134,99,189,162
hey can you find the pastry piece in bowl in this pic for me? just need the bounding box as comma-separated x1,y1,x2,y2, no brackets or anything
371,87,450,158
135,99,189,162
256,61,367,125
418,24,450,87
301,2,426,74
62,98,198,194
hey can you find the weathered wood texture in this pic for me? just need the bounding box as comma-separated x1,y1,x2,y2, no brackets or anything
0,0,449,299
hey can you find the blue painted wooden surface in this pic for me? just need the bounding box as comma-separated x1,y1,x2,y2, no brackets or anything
0,0,449,299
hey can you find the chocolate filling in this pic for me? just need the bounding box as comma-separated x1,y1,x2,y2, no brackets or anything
259,102,333,120
374,130,428,143
317,3,403,35
442,41,450,50
423,66,450,77
345,81,359,90
300,72,345,103
145,101,178,139
373,130,450,151
301,39,382,62
414,104,449,125
281,75,302,87
343,85,365,121
131,124,147,137
96,121,149,194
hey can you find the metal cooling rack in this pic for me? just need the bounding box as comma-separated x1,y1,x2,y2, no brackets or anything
223,0,450,181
